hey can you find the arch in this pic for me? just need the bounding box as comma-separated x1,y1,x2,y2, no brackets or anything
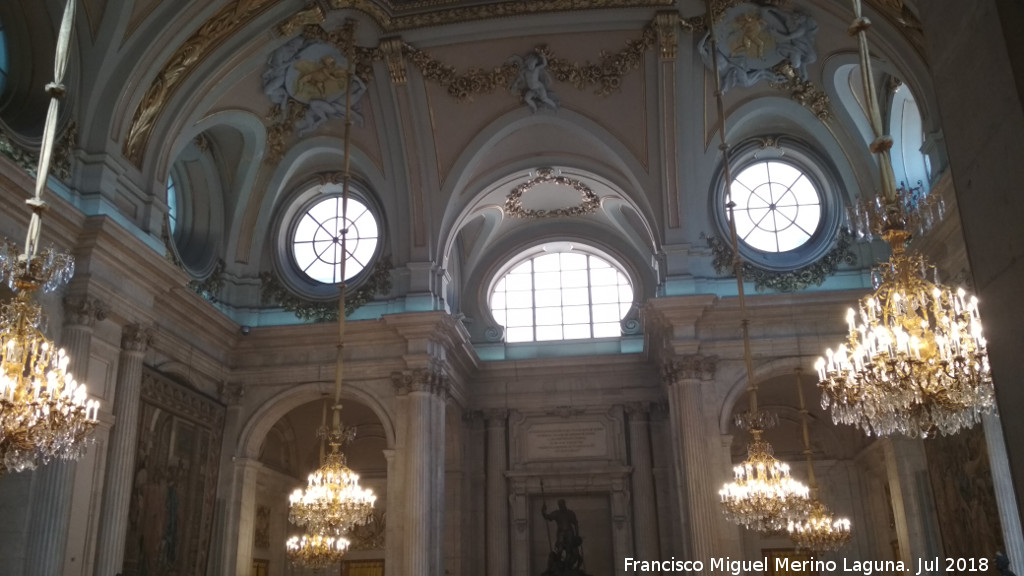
237,380,396,460
718,356,820,435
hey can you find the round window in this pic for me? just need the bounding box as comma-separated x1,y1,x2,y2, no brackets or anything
292,195,379,284
729,160,822,253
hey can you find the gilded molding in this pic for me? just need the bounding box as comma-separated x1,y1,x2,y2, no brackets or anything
63,295,109,328
335,0,672,33
379,37,408,85
123,0,281,167
0,122,76,182
768,60,834,122
504,167,600,219
654,12,678,61
863,0,925,56
680,0,744,33
259,255,393,322
703,228,857,292
404,23,655,102
278,4,326,36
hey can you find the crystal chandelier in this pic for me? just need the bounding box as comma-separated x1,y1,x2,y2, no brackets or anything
705,0,810,533
285,533,350,569
817,0,994,438
787,369,851,551
285,50,375,567
0,0,100,475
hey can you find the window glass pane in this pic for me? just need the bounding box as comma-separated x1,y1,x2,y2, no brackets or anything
506,327,533,343
730,161,822,253
563,324,591,340
593,322,621,338
535,289,561,308
166,176,178,234
535,307,563,326
536,326,563,341
0,24,7,95
489,246,634,343
563,305,590,324
506,291,533,309
293,196,379,283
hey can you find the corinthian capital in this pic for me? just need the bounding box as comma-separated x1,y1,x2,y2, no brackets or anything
662,354,717,384
121,323,153,353
63,295,108,327
391,366,448,397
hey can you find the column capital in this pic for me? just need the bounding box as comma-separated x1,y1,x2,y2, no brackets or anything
62,295,108,328
662,354,717,384
218,380,244,406
483,408,509,425
121,323,153,352
624,401,651,419
391,366,448,397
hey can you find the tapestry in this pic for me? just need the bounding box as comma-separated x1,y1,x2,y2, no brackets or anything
765,549,816,576
340,560,384,576
122,368,225,576
924,425,1005,562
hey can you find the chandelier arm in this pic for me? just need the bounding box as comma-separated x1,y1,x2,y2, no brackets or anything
706,0,760,423
22,0,76,263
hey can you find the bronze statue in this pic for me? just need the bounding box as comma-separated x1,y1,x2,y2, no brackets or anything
541,499,590,576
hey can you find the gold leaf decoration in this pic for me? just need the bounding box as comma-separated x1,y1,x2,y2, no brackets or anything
260,256,394,322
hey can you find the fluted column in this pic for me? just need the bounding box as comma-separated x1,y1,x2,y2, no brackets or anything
484,409,509,576
983,413,1024,570
24,295,106,576
393,368,448,576
625,402,660,561
883,438,943,569
94,324,152,576
664,355,718,571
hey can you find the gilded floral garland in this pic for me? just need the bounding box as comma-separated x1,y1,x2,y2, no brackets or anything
769,61,834,122
504,168,600,218
0,123,76,182
260,256,394,322
704,228,856,292
404,24,656,102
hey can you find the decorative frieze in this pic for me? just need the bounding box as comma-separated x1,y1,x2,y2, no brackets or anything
120,323,153,353
662,354,717,384
391,366,449,397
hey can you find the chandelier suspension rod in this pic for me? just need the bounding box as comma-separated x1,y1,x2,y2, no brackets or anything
794,368,817,492
22,0,75,264
332,55,356,432
849,0,899,210
706,0,760,427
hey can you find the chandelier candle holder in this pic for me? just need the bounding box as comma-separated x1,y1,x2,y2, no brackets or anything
285,533,350,569
0,0,100,475
285,52,375,568
817,0,994,438
705,0,810,532
787,369,852,551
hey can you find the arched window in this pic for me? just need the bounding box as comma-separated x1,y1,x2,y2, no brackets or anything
0,18,8,96
290,190,380,285
729,160,822,253
489,245,633,343
167,175,179,235
889,83,930,193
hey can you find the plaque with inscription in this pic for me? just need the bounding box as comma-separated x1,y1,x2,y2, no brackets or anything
525,421,609,461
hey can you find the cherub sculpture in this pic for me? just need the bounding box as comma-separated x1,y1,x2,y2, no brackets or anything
509,49,559,112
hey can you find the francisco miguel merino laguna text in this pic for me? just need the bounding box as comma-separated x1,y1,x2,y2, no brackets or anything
624,556,908,575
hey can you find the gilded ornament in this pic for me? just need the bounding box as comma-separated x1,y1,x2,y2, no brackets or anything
703,228,857,292
379,37,408,85
0,122,77,182
123,0,281,166
769,60,834,122
279,4,326,37
504,168,600,219
260,256,394,322
654,12,679,61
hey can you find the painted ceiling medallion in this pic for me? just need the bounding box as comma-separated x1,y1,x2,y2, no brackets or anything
504,168,600,219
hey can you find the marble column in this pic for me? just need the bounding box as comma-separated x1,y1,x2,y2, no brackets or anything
393,368,448,576
624,402,660,561
663,355,719,570
883,438,943,570
383,449,399,576
94,324,152,576
232,458,262,576
983,413,1024,570
24,295,106,576
485,409,510,576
